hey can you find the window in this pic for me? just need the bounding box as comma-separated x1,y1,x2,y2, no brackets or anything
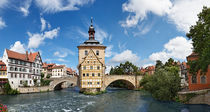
87,73,89,77
98,73,100,77
97,82,100,84
83,73,85,77
97,66,100,70
30,80,31,84
0,72,1,75
23,74,25,78
85,50,88,55
15,67,18,71
192,75,197,84
90,66,93,70
96,50,99,55
10,67,13,71
15,60,18,64
92,73,95,77
19,68,22,71
83,66,86,70
15,74,17,78
19,74,21,78
20,80,22,84
201,75,206,84
87,61,89,63
83,82,85,85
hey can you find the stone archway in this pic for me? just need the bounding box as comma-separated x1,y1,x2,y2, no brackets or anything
105,79,135,90
50,79,77,90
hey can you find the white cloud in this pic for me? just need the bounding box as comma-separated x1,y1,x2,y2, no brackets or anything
168,0,210,32
120,0,172,28
95,27,108,43
121,0,210,33
108,49,140,65
27,27,60,49
35,0,95,13
149,36,192,63
43,27,60,39
10,41,26,53
105,45,114,58
0,0,8,8
19,0,32,16
0,17,6,29
40,17,46,31
54,51,68,58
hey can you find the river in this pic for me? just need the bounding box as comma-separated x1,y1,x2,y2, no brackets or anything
0,87,210,112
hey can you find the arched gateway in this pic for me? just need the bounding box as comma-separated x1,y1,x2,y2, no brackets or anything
49,77,77,90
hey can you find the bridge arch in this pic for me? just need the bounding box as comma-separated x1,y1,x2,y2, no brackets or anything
49,77,78,90
103,75,137,90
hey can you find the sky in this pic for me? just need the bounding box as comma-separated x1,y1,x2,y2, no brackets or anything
0,0,209,73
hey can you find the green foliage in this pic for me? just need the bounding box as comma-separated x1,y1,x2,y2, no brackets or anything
23,81,28,87
109,61,141,75
186,6,210,73
46,74,51,79
3,82,19,95
140,59,181,101
41,73,45,79
155,60,164,70
41,79,51,86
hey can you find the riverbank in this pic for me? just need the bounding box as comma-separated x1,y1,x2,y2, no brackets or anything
178,89,210,105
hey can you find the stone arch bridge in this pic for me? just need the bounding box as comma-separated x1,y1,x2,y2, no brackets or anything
49,77,78,90
101,75,143,90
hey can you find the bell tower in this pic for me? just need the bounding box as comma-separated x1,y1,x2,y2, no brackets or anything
88,17,95,40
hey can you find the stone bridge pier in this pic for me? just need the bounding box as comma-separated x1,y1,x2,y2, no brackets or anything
101,75,143,91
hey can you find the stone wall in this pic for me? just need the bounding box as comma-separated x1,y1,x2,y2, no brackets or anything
18,86,53,94
178,89,210,105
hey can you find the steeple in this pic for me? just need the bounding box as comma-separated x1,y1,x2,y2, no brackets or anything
88,17,95,40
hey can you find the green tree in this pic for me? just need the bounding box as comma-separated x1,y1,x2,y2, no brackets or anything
140,59,181,101
186,6,210,73
155,60,163,70
109,61,140,75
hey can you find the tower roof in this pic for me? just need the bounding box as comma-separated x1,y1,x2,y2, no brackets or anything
78,18,106,48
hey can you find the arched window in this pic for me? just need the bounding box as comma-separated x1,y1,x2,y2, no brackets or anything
192,75,197,84
83,66,86,70
92,73,95,77
201,75,206,84
96,50,99,55
97,66,100,70
90,66,93,70
85,50,88,55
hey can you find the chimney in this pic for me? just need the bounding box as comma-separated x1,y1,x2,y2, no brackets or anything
26,51,29,60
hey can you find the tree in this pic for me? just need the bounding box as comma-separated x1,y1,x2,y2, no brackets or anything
109,61,140,75
140,59,181,101
155,60,163,70
186,6,210,73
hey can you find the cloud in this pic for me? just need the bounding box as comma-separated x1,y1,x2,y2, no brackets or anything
10,41,26,53
167,0,210,32
27,27,60,49
54,51,68,58
35,0,95,13
121,0,210,33
0,17,6,29
40,17,46,31
0,0,8,8
108,49,140,65
19,0,32,16
105,45,114,58
120,0,172,28
149,36,192,63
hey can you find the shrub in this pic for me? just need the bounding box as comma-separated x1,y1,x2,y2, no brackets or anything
3,82,19,95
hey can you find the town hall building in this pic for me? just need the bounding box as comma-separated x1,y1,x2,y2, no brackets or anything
77,19,106,93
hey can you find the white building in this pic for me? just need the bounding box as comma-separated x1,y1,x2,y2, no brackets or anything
52,65,67,78
2,49,42,89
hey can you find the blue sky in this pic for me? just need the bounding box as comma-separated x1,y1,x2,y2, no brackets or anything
0,0,209,72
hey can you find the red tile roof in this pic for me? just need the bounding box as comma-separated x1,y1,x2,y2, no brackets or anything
52,65,65,69
6,49,39,62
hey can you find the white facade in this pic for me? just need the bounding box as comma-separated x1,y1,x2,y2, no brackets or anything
52,66,67,78
2,50,42,89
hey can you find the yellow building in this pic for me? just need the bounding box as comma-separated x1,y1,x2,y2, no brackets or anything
77,19,106,93
0,60,8,86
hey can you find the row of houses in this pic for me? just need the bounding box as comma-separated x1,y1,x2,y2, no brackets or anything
0,49,76,89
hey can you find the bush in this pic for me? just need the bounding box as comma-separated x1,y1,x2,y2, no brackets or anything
46,74,51,79
3,82,19,95
41,79,51,86
140,67,181,101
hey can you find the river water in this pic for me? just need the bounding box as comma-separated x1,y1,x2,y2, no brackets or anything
0,87,210,112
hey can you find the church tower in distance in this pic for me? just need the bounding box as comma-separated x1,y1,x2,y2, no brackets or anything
77,18,106,93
